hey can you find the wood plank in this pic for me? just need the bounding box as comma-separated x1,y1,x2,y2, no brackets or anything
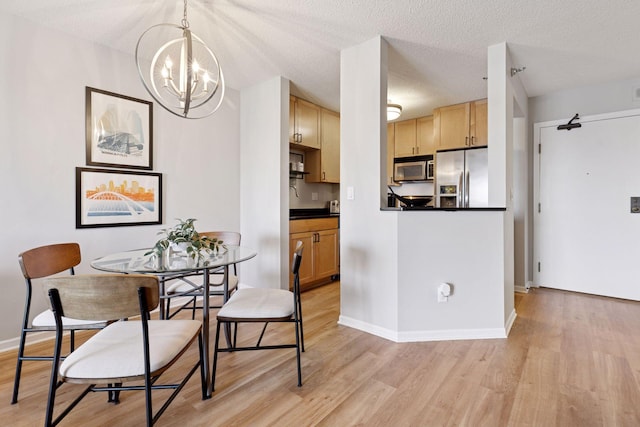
3,284,640,426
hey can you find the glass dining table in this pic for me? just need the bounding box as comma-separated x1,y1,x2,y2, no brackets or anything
91,245,257,398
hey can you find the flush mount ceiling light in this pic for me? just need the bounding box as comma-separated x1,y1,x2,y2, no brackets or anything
135,0,224,119
387,103,402,121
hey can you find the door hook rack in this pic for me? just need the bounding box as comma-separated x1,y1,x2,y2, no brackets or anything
557,113,582,131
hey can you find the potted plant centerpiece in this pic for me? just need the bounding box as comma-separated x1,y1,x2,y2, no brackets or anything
146,218,225,265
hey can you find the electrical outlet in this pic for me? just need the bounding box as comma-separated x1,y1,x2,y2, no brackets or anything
311,192,318,201
437,283,451,303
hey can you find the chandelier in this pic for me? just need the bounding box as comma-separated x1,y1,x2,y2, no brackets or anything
135,0,225,119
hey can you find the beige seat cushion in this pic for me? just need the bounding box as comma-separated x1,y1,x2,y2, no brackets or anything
59,319,201,381
217,288,294,319
32,309,105,328
166,274,239,296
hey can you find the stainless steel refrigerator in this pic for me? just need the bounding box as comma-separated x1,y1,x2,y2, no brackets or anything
435,146,488,208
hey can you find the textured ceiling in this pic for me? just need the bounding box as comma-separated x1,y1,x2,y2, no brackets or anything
2,0,640,119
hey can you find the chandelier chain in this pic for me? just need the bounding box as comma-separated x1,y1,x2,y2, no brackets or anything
181,0,190,28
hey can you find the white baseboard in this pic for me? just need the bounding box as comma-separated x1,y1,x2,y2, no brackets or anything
0,331,55,353
515,285,529,293
504,308,517,336
338,315,510,343
0,298,194,354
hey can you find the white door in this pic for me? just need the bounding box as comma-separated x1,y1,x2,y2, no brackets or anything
535,111,640,300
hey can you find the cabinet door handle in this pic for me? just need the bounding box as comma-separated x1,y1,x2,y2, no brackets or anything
322,171,326,181
465,136,469,146
471,136,476,145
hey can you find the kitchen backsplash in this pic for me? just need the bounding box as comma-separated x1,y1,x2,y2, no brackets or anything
289,151,339,208
290,178,339,208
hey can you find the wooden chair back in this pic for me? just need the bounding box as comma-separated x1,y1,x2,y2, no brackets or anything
19,243,81,279
42,274,159,321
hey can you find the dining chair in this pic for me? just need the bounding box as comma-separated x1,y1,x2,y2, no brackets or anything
11,242,108,404
163,231,241,319
43,274,206,427
212,241,305,389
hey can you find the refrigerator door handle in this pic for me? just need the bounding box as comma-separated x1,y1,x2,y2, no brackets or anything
457,172,464,208
465,171,470,208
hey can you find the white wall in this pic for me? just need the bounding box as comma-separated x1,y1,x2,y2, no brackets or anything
339,36,400,334
339,37,514,342
529,76,640,124
397,211,507,340
0,12,241,346
240,77,289,289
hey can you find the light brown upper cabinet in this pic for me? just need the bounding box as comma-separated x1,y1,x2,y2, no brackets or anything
305,108,340,183
434,99,487,150
417,116,436,154
470,99,488,147
289,96,321,150
387,123,396,185
393,116,435,158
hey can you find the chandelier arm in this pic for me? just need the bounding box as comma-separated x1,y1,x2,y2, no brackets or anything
183,28,193,116
164,82,183,101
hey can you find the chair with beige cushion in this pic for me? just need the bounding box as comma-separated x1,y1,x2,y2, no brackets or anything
163,231,241,319
11,242,108,404
43,274,205,427
212,240,305,389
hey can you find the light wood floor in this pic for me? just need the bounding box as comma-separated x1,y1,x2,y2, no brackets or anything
3,282,640,426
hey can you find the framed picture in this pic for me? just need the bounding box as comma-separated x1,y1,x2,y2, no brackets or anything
76,167,162,228
85,87,153,170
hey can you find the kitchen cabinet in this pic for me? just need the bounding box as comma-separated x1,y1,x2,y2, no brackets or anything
289,96,321,149
289,217,339,291
386,123,396,185
393,116,435,157
417,116,436,154
470,99,488,147
434,99,487,150
305,108,340,183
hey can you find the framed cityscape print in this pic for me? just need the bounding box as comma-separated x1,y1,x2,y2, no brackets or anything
85,87,153,170
76,167,162,228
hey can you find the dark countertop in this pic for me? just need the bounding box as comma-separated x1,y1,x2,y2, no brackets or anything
381,207,507,212
290,208,340,220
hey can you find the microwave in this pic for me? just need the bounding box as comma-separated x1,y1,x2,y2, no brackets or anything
393,155,434,182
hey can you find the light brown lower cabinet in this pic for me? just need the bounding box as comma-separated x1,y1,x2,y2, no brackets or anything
289,217,339,291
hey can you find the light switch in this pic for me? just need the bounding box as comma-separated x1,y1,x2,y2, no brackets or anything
347,186,354,200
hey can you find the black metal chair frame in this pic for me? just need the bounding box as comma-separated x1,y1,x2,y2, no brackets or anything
44,276,206,427
12,243,106,404
163,231,241,320
212,242,305,389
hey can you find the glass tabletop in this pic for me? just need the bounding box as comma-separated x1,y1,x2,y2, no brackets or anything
91,245,257,276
